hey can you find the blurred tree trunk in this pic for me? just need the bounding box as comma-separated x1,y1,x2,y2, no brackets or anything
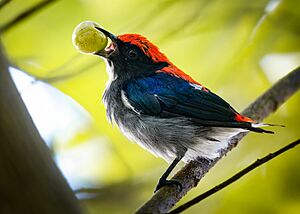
0,47,82,213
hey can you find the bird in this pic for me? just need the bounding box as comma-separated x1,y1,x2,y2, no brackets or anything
94,27,274,192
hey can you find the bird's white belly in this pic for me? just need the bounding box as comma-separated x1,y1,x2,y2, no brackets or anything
116,111,244,163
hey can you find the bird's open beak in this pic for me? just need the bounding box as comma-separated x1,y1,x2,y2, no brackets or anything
95,27,118,58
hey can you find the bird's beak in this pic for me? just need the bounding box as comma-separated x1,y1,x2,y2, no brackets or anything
95,27,118,58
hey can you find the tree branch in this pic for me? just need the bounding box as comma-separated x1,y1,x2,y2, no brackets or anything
169,138,300,214
136,66,300,214
0,0,57,33
0,0,11,9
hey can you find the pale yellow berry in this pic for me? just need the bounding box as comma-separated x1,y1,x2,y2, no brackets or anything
72,21,108,54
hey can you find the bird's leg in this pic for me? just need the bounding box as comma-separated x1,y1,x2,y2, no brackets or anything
154,157,183,193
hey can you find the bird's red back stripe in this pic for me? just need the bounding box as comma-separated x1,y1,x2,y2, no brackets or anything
235,113,255,123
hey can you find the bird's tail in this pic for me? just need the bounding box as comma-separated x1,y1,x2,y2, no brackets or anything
248,123,285,134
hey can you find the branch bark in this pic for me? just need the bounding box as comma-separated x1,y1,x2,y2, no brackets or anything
169,138,300,214
136,66,300,214
0,47,82,213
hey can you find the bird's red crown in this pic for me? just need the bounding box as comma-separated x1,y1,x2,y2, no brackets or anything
118,34,169,63
118,34,203,86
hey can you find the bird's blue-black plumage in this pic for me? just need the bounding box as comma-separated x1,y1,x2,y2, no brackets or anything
124,72,239,123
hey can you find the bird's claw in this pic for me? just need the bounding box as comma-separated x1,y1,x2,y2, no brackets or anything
154,179,183,193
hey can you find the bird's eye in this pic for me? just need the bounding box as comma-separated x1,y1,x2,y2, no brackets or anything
128,49,138,59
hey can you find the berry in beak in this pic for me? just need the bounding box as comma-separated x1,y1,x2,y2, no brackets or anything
95,27,118,58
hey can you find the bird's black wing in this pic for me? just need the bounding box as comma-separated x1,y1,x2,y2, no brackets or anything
124,72,271,133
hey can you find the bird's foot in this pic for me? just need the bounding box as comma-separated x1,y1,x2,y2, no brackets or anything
154,178,182,193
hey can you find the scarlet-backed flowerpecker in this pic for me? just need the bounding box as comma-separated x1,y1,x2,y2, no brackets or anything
95,27,273,192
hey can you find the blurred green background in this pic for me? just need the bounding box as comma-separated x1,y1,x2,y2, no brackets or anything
1,0,300,213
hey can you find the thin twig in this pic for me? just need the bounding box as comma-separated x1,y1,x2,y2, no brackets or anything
136,66,300,214
0,0,57,33
157,1,208,43
0,0,11,9
169,138,300,214
122,0,182,32
249,0,282,42
10,57,99,84
39,60,99,83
